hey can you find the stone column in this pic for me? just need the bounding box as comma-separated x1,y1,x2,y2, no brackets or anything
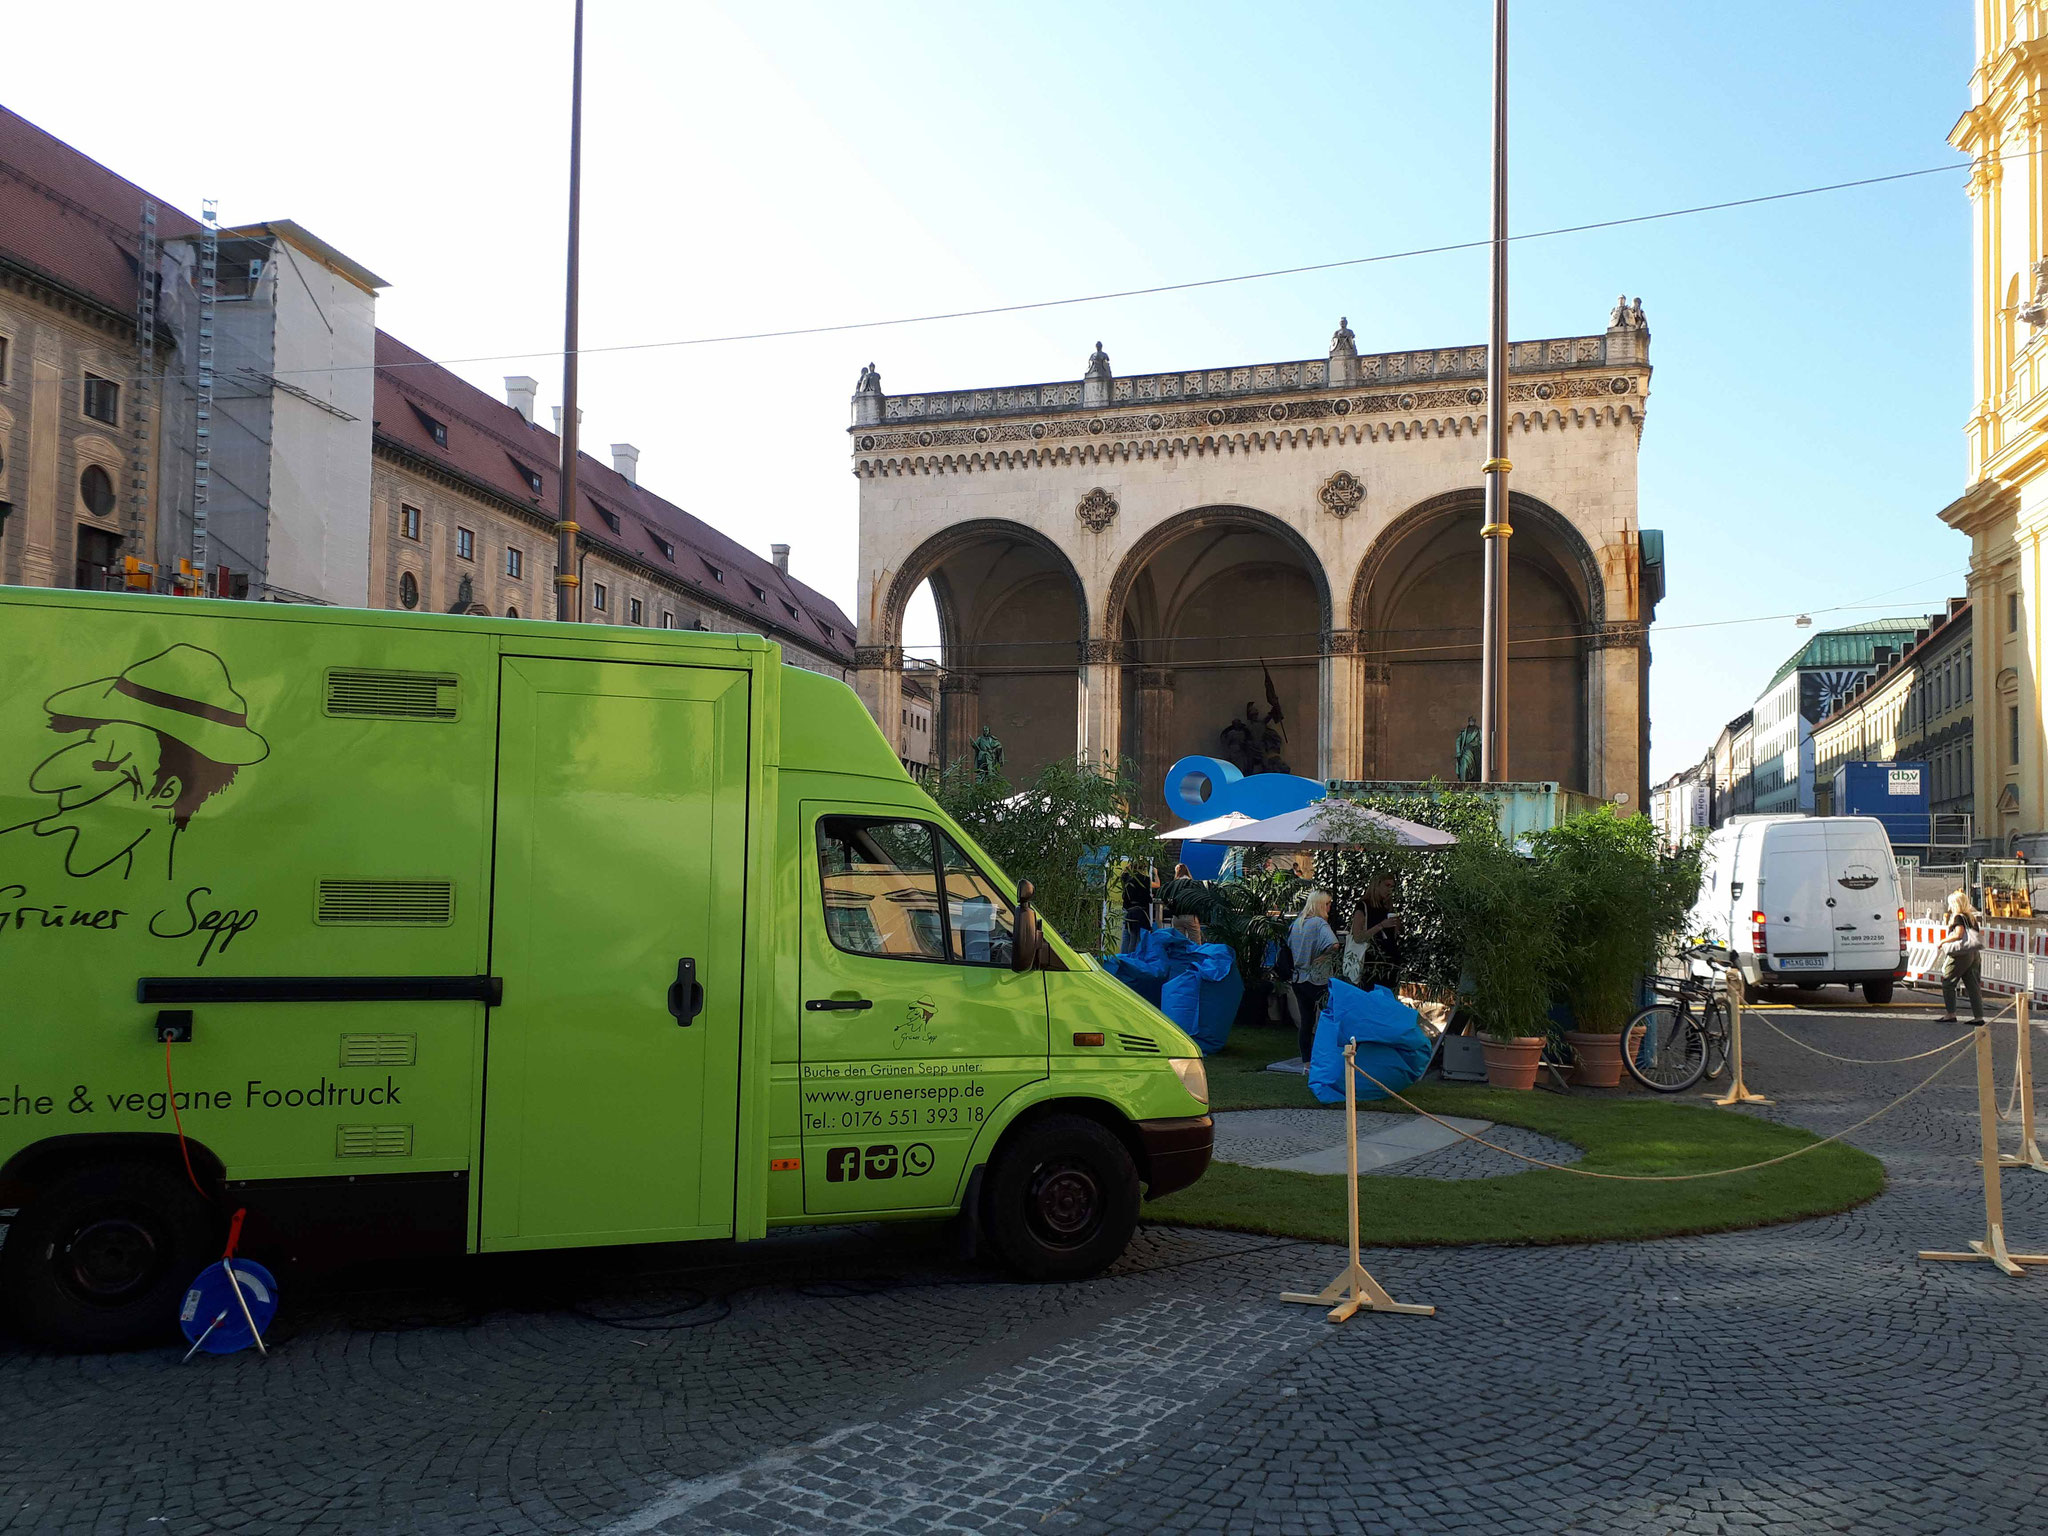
1356,657,1391,781
1078,638,1122,774
1132,666,1176,815
854,644,903,766
940,673,981,772
1321,629,1363,783
23,353,60,587
1587,622,1646,804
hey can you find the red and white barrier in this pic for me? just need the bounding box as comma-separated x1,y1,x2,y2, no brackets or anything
1904,918,2047,999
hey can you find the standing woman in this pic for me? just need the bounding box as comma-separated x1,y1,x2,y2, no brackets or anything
1288,889,1340,1063
1939,890,1986,1025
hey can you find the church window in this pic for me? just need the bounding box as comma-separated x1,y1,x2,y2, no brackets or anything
82,373,119,425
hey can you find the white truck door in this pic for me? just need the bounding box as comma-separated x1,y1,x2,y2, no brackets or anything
1824,821,1896,972
1759,829,1833,974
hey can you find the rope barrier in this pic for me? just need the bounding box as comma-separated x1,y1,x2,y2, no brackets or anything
1347,1040,1976,1183
1747,1000,2014,1067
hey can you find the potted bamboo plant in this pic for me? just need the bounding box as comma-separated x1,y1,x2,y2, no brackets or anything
1530,810,1705,1087
1438,836,1559,1089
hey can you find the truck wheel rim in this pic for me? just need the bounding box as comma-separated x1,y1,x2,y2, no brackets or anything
1028,1163,1102,1248
61,1216,161,1304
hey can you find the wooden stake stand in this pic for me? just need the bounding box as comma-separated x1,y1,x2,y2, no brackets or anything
1919,1022,2048,1276
1714,969,1772,1106
1280,1041,1436,1323
1999,992,2048,1175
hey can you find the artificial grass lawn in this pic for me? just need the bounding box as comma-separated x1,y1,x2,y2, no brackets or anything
1150,1024,1886,1246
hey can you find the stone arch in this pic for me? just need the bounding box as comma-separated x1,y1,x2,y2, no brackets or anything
1350,488,1602,789
879,518,1088,783
1103,505,1332,814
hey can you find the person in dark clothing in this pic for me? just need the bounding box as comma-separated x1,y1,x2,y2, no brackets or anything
1159,862,1211,924
1119,863,1157,953
1939,891,1986,1025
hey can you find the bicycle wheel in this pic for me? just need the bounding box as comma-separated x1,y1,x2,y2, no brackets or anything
1620,1004,1708,1092
1701,1000,1731,1082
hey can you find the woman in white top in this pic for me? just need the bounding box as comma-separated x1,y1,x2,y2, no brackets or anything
1287,890,1339,1063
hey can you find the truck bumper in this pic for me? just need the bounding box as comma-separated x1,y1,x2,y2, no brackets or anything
1138,1115,1214,1199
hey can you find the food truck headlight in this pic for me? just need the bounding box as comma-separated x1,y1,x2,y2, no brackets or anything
1169,1057,1210,1106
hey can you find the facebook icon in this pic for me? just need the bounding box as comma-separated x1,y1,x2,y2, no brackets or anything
825,1147,862,1182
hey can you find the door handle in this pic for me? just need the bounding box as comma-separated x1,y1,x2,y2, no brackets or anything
805,998,873,1012
668,958,705,1026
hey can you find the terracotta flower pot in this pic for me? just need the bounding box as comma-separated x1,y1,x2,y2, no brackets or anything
1564,1029,1624,1088
1481,1036,1544,1090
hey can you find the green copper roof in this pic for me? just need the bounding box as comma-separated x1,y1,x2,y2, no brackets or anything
1765,616,1938,691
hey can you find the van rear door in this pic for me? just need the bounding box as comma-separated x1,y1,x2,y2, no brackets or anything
479,657,749,1250
1759,827,1832,975
1824,820,1897,973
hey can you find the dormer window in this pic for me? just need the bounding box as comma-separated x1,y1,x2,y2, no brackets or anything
748,582,768,603
411,403,448,448
588,498,621,534
782,601,800,620
511,458,543,495
817,621,834,640
654,538,675,562
703,559,724,584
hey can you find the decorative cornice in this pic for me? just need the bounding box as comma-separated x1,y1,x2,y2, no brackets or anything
0,256,156,348
938,673,981,694
852,644,903,670
853,396,1644,480
1590,620,1649,650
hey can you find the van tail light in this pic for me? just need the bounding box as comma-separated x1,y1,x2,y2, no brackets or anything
1899,906,1909,957
1750,910,1768,956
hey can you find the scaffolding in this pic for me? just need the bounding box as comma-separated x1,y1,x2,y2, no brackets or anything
128,198,158,581
191,200,218,587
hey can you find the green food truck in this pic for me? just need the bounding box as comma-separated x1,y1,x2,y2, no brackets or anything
0,589,1212,1349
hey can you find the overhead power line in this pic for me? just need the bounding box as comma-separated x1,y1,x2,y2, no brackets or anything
76,152,1990,390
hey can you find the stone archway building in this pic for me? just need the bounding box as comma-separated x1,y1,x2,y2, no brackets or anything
851,311,1661,811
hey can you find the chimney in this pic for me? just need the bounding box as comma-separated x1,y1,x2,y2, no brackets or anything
550,405,584,435
771,543,790,576
503,376,539,423
1949,595,1968,618
611,443,640,485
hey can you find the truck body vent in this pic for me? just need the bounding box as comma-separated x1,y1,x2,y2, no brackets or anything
324,669,459,720
340,1034,418,1067
316,879,455,926
1117,1032,1162,1054
335,1124,413,1158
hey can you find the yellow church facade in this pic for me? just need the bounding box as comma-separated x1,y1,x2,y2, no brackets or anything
1943,2,2048,853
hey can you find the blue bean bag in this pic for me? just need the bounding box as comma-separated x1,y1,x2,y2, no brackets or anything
1099,928,1242,1055
1308,979,1433,1105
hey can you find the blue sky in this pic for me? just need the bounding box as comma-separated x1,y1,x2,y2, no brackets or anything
5,2,1975,777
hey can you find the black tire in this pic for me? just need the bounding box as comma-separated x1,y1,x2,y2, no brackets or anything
982,1114,1140,1282
0,1162,218,1351
1863,979,1896,1005
1702,1001,1731,1082
1619,1004,1708,1093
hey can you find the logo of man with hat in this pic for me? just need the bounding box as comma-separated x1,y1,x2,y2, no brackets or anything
3,644,268,880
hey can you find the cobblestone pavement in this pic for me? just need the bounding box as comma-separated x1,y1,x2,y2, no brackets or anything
5,999,2047,1534
1214,1106,1584,1178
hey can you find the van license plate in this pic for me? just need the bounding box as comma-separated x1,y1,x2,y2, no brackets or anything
1773,955,1827,971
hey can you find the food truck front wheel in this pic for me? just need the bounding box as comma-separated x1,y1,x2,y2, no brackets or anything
1,1160,219,1352
982,1113,1142,1282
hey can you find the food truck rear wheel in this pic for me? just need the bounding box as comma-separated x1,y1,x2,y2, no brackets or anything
0,1161,218,1352
983,1115,1140,1281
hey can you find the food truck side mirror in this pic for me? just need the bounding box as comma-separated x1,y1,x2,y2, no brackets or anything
1012,880,1042,975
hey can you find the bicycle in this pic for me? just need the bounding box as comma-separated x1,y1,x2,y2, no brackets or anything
1621,961,1731,1093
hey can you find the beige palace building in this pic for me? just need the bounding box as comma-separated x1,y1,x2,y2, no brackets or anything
1944,3,2048,853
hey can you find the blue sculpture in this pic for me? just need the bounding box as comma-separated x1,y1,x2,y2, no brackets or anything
1164,755,1327,880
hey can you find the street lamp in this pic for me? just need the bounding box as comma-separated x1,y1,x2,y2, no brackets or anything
554,0,585,622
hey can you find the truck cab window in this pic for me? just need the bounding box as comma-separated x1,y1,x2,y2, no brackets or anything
939,833,1014,966
816,818,945,960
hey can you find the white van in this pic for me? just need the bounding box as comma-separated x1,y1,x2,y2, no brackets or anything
1689,816,1906,1002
